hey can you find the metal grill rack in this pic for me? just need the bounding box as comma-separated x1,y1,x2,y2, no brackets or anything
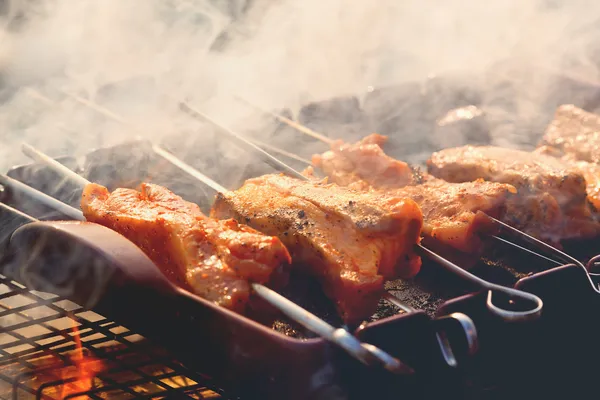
0,274,229,399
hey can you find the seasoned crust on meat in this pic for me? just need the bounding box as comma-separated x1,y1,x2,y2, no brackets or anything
82,182,291,313
211,173,423,325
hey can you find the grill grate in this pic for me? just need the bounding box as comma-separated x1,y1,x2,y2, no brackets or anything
0,274,229,399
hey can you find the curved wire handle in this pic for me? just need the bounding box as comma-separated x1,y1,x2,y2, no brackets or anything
484,284,543,322
417,244,543,322
434,312,479,368
584,255,600,289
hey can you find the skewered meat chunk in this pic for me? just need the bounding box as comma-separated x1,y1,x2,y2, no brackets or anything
540,104,600,163
536,105,600,211
427,145,599,244
310,133,420,191
570,161,600,211
211,173,423,325
427,145,588,209
308,136,516,254
381,180,513,253
81,182,291,313
534,145,600,212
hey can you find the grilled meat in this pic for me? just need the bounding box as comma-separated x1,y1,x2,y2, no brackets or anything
427,145,600,244
310,133,419,190
534,145,600,213
308,136,516,254
427,145,587,208
211,173,423,325
540,104,600,163
571,161,600,212
536,105,600,212
81,182,291,313
381,180,512,253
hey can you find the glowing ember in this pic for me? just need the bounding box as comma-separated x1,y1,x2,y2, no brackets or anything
58,323,106,399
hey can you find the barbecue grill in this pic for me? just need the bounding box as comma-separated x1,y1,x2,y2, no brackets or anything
0,274,228,399
2,78,600,400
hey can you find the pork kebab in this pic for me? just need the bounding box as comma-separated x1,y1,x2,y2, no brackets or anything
84,176,423,325
427,145,600,246
307,132,600,251
16,97,544,327
81,182,292,314
209,173,424,324
18,144,425,325
1,176,411,374
306,134,517,255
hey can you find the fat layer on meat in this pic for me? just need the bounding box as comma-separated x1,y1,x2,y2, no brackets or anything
81,182,291,313
210,173,423,325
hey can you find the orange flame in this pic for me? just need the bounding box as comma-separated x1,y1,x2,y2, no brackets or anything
59,323,106,399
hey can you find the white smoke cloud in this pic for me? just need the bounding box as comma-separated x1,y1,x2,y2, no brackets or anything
0,0,598,171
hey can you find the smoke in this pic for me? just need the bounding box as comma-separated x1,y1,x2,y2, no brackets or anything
0,0,599,172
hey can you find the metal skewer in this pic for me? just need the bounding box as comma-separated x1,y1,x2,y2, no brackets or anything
30,88,307,181
177,99,307,180
15,144,412,374
234,95,335,145
247,138,313,165
0,174,84,221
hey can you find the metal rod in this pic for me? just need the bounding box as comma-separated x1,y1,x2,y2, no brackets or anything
415,243,543,322
42,88,309,183
252,283,411,374
382,293,416,313
151,144,228,193
489,216,587,269
235,96,335,145
490,235,563,266
21,143,90,189
0,202,38,223
177,100,308,180
416,244,489,289
0,174,84,221
59,89,136,128
249,138,313,165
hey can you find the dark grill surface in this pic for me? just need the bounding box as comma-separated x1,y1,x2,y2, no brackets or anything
0,274,229,399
